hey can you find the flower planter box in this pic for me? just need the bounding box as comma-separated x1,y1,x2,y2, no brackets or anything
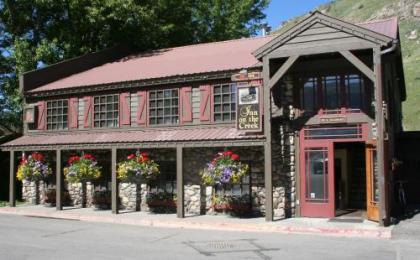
146,192,176,214
118,182,145,211
22,180,46,205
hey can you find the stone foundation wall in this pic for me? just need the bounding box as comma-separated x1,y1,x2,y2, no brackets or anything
22,180,46,204
65,182,94,207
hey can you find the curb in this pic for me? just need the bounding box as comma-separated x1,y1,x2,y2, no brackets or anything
0,207,392,239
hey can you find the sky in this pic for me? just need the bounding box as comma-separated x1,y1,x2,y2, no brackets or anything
264,0,331,30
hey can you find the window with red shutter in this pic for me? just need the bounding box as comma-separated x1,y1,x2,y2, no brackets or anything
69,98,78,129
37,101,47,130
180,87,192,124
137,91,147,126
83,96,93,128
199,85,211,121
119,92,131,126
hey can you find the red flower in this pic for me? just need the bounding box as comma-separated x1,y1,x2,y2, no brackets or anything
31,152,44,162
231,154,240,161
68,156,81,165
140,156,149,163
223,151,233,156
127,154,136,160
140,152,148,157
82,153,96,161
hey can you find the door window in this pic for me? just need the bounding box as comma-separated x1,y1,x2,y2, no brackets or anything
305,148,329,203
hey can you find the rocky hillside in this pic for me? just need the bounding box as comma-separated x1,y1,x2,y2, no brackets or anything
275,0,420,130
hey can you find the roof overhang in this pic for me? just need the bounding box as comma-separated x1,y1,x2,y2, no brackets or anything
0,127,265,151
253,11,394,60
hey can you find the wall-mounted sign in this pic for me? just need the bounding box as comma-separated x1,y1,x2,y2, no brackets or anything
24,107,35,123
231,71,262,82
319,116,346,124
236,85,261,132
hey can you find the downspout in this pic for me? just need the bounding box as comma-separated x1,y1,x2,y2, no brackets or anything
381,39,398,55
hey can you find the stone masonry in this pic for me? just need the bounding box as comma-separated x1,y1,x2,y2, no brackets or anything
22,180,46,204
66,182,94,207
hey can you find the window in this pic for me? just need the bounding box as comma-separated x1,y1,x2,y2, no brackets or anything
47,100,68,130
149,89,179,125
322,76,340,109
305,148,329,203
213,83,237,122
345,74,364,109
93,94,119,128
300,74,367,112
301,77,318,111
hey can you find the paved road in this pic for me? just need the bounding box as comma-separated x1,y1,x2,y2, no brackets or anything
0,215,419,260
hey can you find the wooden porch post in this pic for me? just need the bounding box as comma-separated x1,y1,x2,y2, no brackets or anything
111,147,119,214
9,151,16,207
263,56,273,221
176,145,184,218
373,48,387,226
56,149,63,210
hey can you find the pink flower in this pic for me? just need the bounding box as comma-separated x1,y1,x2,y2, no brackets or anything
127,154,136,160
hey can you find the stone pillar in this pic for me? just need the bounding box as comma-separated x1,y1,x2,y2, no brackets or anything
184,184,200,215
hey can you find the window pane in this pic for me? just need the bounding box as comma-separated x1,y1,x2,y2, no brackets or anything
93,94,119,128
148,89,179,125
323,76,340,109
305,149,329,203
346,75,363,109
302,78,317,111
213,83,236,122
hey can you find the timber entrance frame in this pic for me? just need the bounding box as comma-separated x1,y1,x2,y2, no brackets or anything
255,11,396,225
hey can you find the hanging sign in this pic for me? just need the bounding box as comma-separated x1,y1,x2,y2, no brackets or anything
236,85,262,132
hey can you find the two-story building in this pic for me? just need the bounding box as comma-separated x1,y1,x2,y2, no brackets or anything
2,12,406,226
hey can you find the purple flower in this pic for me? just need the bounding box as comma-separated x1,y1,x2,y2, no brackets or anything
220,167,232,184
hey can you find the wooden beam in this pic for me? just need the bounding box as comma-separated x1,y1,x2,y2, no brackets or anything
340,50,375,82
9,151,16,207
263,57,273,221
56,149,63,210
373,48,387,226
268,55,299,89
176,145,184,218
111,147,119,214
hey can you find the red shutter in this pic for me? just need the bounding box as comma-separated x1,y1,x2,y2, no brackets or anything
68,98,79,129
36,101,46,130
199,85,211,121
119,92,131,126
83,96,93,128
136,91,147,126
180,87,192,124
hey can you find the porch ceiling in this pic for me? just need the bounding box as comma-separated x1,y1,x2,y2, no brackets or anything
0,127,265,151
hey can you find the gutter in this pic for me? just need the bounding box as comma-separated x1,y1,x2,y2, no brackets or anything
381,39,398,55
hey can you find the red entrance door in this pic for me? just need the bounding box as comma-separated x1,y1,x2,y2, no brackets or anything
300,141,335,218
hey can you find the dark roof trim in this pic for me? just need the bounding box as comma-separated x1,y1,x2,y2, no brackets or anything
0,139,266,151
21,45,135,93
253,11,394,59
25,68,260,98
